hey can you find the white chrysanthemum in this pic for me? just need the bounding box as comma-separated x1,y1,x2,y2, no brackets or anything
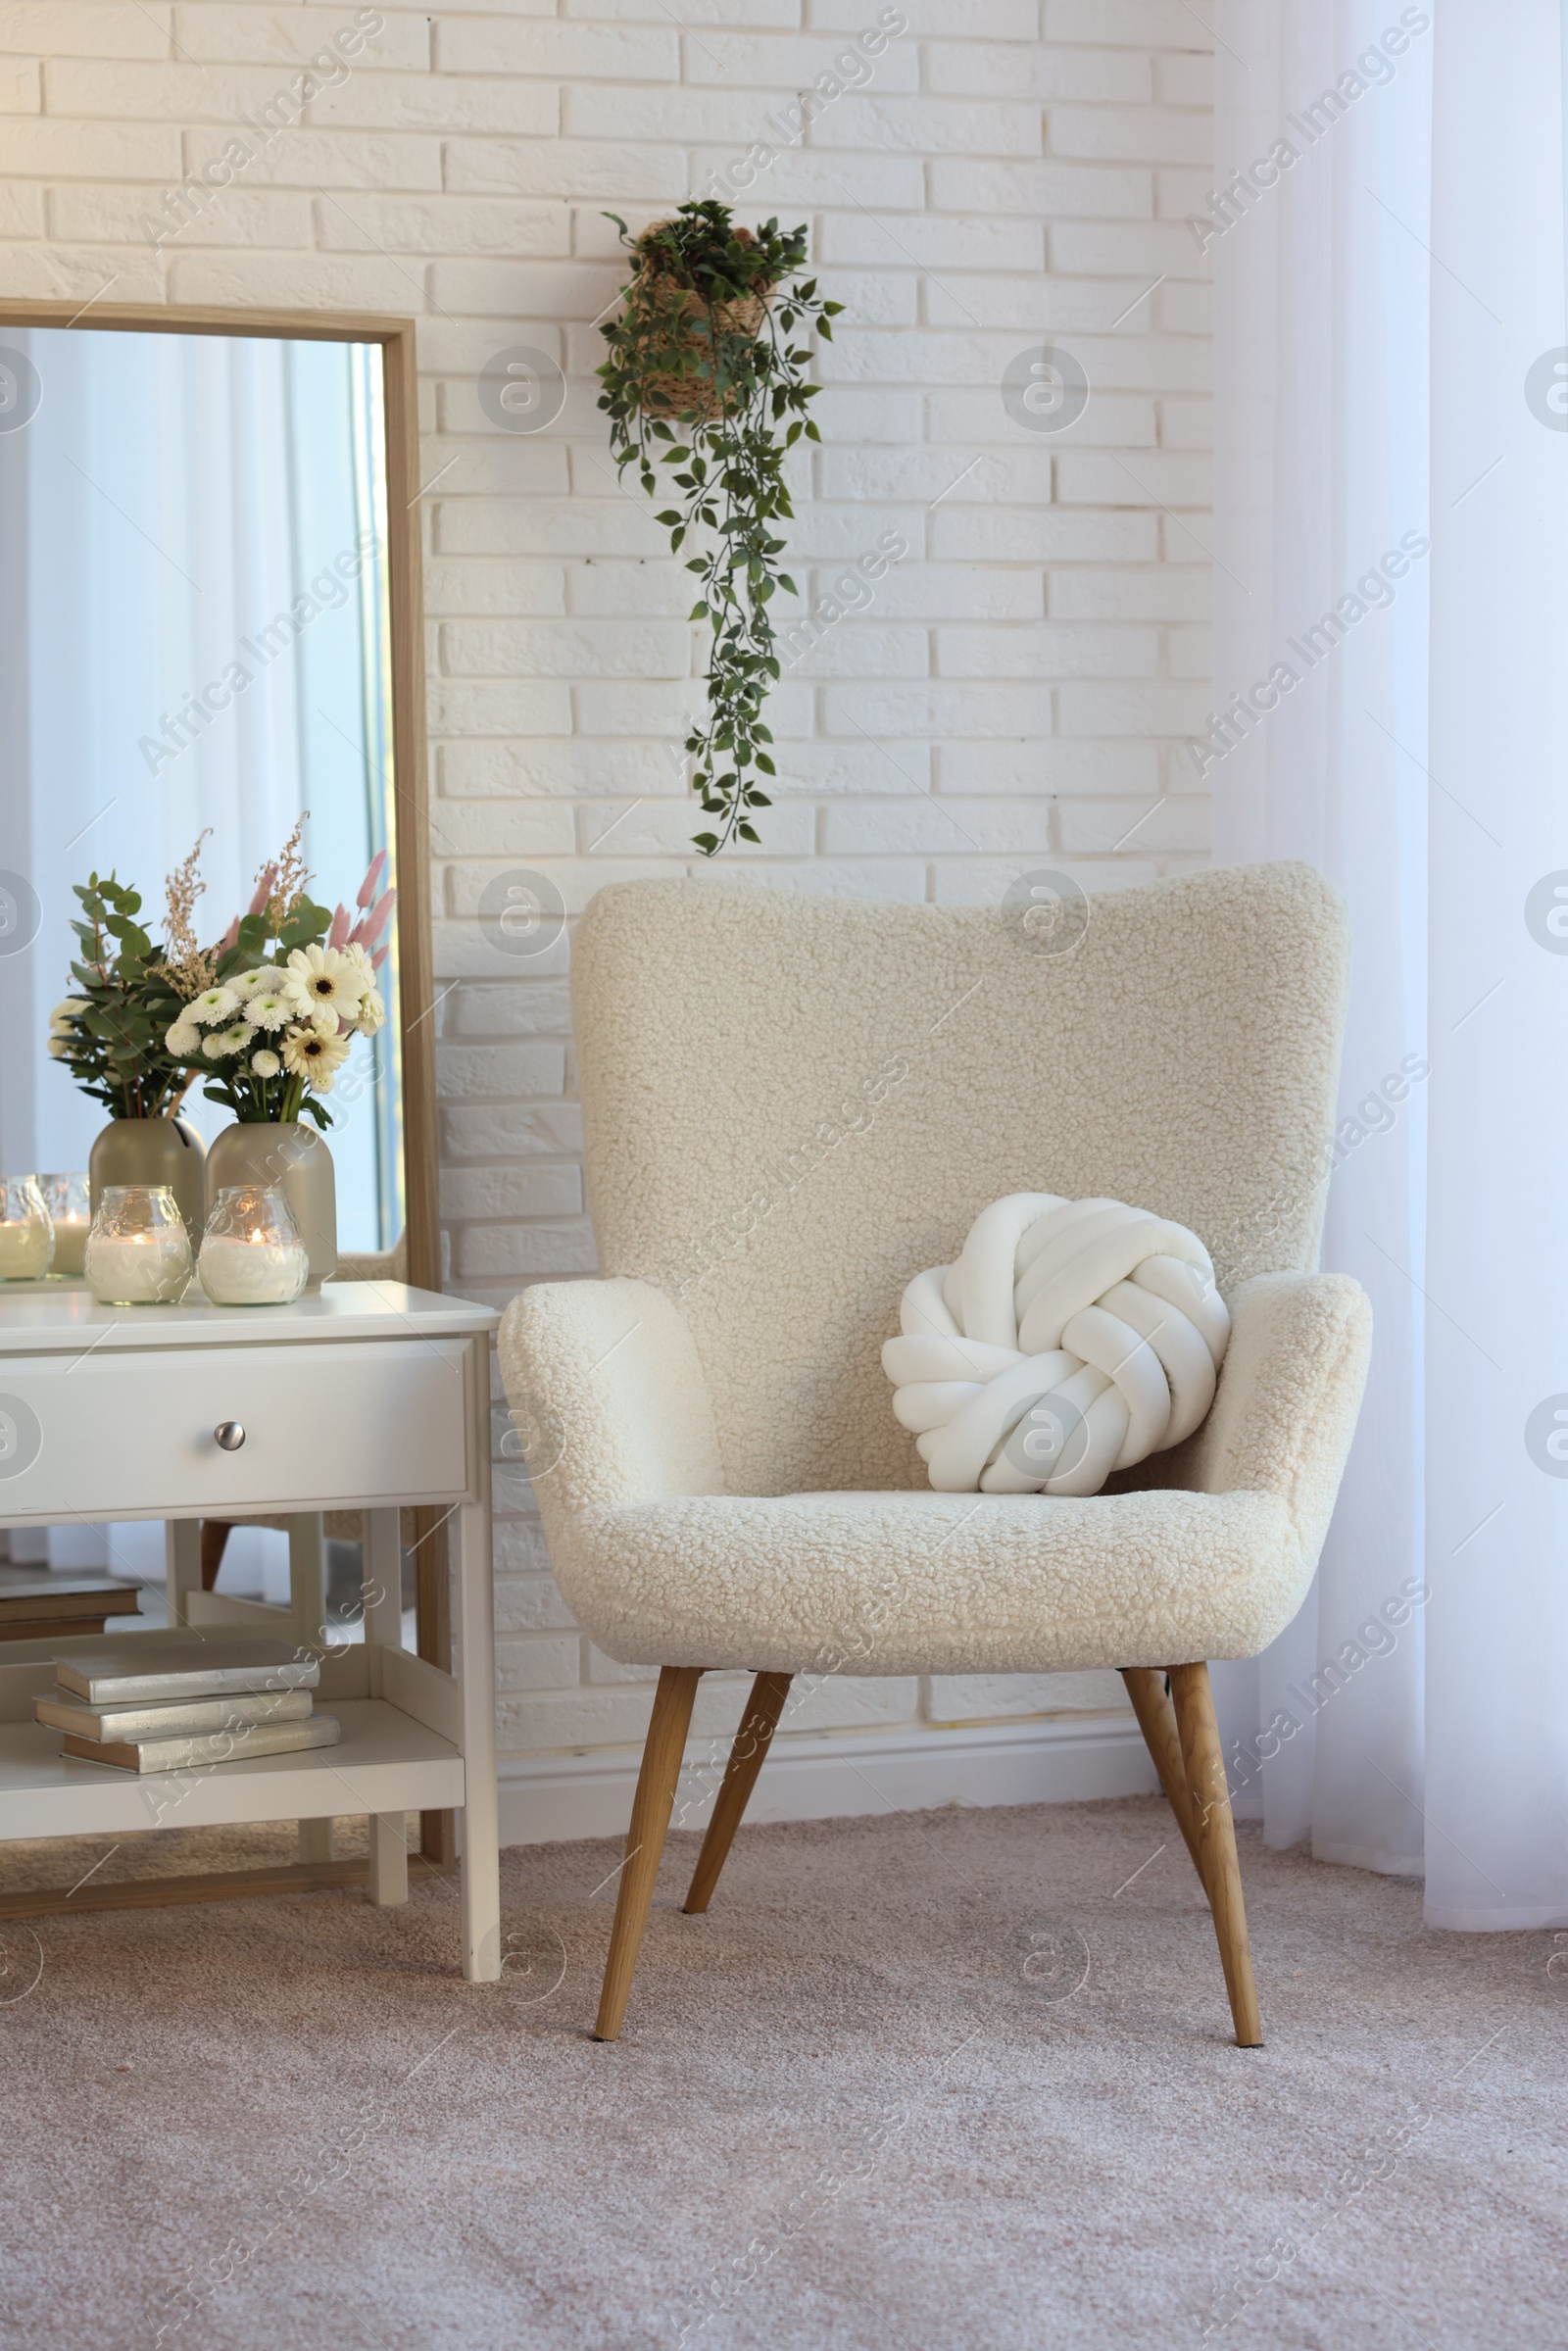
203,1022,251,1059
165,1018,203,1056
250,1049,281,1077
285,943,367,1020
244,987,294,1033
350,986,386,1036
281,1022,351,1092
191,983,241,1026
228,968,276,1003
342,942,376,987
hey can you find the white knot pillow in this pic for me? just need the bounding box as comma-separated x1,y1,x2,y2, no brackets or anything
881,1193,1231,1497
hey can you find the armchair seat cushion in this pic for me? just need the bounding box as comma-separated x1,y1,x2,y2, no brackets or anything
553,1485,1299,1679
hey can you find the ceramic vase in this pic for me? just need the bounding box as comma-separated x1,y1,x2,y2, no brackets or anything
89,1117,207,1249
203,1122,337,1293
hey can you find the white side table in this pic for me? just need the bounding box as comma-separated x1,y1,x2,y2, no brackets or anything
0,1281,503,1982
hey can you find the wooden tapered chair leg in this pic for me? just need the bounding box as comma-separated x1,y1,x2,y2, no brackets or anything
1120,1666,1208,1894
200,1521,233,1592
1168,1661,1262,2048
684,1671,793,1916
594,1666,703,2043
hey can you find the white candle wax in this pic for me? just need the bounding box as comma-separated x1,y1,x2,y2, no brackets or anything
50,1220,88,1277
0,1219,52,1279
199,1235,306,1305
85,1232,191,1304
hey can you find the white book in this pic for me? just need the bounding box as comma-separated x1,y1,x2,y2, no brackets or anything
62,1715,340,1776
54,1641,319,1706
35,1687,314,1743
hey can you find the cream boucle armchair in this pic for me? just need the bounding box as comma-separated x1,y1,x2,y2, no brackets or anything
499,863,1372,2045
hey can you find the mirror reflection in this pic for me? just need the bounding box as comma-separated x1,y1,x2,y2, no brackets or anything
0,324,403,1252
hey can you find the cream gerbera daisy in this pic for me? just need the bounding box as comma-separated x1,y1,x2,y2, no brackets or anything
281,1023,351,1090
284,943,367,1020
190,983,241,1025
250,1049,281,1077
203,1022,252,1059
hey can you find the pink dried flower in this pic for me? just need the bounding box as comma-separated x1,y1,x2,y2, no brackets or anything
350,885,396,951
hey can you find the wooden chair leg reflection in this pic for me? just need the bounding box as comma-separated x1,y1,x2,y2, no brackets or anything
684,1671,793,1915
594,1666,703,2043
200,1521,232,1592
1168,1660,1261,2048
1119,1666,1208,1893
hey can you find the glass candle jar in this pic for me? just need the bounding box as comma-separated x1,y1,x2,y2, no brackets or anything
35,1172,90,1277
84,1185,193,1305
198,1185,309,1307
0,1177,53,1281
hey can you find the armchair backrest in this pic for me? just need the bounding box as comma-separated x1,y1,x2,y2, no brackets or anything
570,863,1350,1496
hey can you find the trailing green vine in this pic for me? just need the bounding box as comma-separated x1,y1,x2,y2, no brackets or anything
596,202,841,856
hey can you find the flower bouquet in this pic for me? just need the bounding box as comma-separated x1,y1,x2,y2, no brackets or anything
165,825,393,1130
49,823,396,1133
49,822,396,1278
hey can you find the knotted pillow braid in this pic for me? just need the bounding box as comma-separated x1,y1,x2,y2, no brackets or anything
881,1193,1231,1497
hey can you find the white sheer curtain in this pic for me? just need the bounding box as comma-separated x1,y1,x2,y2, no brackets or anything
1209,0,1568,1928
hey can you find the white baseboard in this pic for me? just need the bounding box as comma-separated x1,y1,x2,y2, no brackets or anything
498,1714,1158,1847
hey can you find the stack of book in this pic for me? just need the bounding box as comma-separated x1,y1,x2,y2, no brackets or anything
36,1639,338,1775
0,1565,142,1644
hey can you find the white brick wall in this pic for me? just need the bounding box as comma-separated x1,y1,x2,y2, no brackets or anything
2,0,1212,1827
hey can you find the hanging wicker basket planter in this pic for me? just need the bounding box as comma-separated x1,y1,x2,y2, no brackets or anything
596,203,842,857
618,226,773,419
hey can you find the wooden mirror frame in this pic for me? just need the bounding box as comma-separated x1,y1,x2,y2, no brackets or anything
0,301,438,1293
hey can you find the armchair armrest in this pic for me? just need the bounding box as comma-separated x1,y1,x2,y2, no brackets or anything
1178,1271,1372,1565
498,1277,725,1520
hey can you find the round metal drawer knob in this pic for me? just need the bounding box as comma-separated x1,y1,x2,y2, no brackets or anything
214,1421,246,1452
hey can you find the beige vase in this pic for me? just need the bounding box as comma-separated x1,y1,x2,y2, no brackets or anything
89,1117,208,1249
204,1122,337,1293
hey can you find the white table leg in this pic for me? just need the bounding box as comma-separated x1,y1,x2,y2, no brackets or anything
365,1507,408,1907
163,1519,201,1633
288,1513,333,1866
454,1493,500,1982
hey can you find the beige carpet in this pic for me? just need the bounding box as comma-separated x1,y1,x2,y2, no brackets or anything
0,1794,1561,2350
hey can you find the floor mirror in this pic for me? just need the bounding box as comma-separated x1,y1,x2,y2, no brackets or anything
0,303,452,1864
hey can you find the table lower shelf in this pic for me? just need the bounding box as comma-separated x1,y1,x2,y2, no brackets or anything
0,1699,466,1840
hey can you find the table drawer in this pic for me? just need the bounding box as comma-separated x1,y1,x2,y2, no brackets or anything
0,1340,472,1520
